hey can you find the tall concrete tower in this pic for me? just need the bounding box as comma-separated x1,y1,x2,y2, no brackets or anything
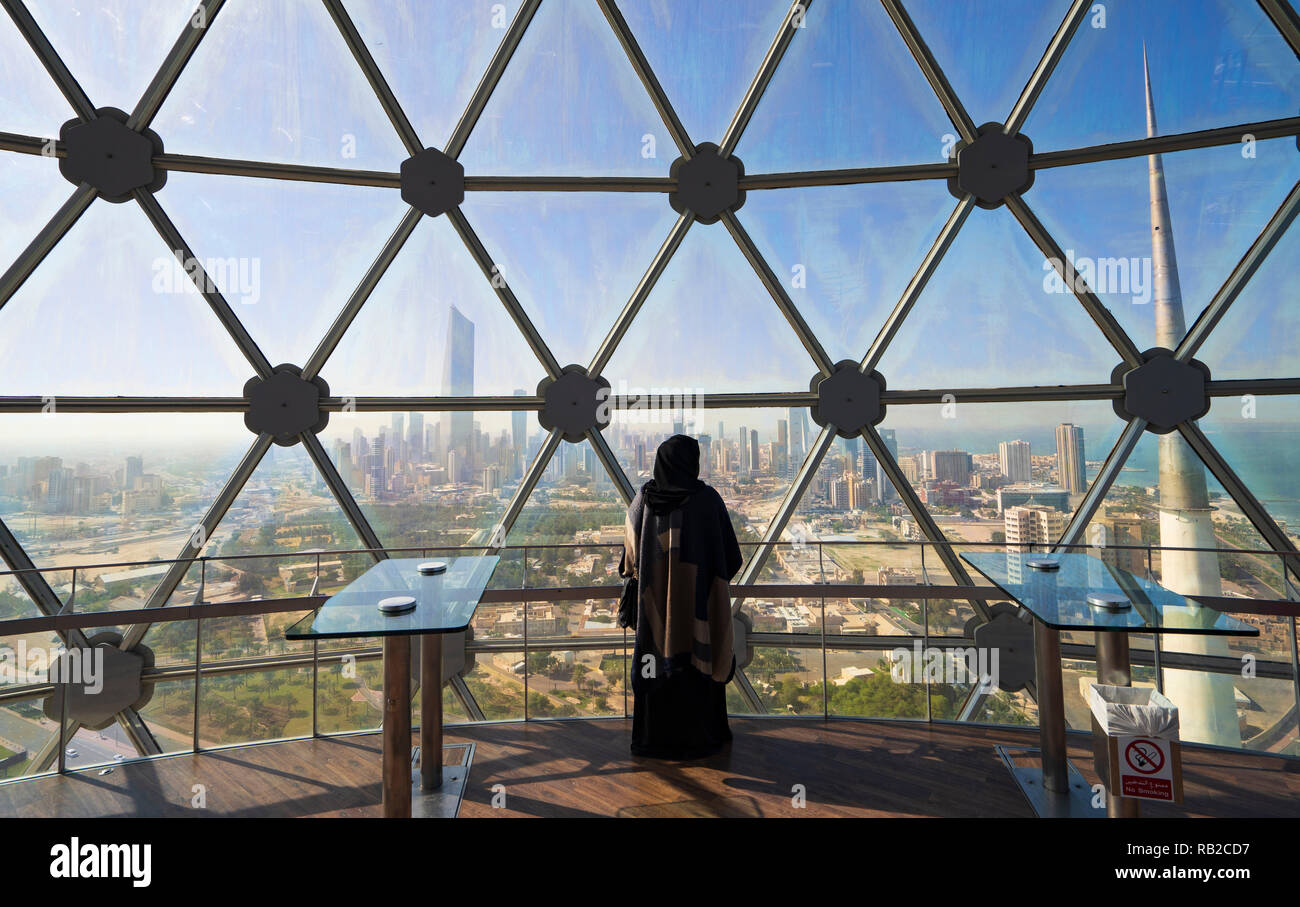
1143,48,1238,746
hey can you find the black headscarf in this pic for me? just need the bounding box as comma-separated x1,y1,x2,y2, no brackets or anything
642,434,705,515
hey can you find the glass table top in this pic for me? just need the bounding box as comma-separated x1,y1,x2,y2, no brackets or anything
285,556,499,640
960,552,1259,636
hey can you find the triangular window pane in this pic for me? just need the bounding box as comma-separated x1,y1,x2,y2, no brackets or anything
151,0,409,168
325,214,543,396
603,224,816,393
740,0,956,171
738,180,956,363
461,191,681,368
614,1,792,145
160,171,405,367
876,205,1121,389
0,199,252,395
457,0,669,176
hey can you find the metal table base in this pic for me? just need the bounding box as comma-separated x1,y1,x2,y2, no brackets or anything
382,632,446,818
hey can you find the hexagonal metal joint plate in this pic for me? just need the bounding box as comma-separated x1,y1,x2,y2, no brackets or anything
59,107,166,202
537,365,611,442
809,360,886,439
243,364,331,446
400,147,465,218
1110,347,1211,434
947,122,1034,210
41,631,156,731
965,602,1035,693
669,142,745,224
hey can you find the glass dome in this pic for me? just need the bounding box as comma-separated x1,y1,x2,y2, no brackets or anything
1,0,1297,772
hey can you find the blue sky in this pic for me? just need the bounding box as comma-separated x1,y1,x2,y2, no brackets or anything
0,0,1297,450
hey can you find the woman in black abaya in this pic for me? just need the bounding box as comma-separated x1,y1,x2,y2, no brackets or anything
618,434,743,759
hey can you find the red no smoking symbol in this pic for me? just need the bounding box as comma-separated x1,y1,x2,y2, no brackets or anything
1125,738,1164,774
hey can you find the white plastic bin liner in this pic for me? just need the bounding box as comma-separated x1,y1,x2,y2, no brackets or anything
1088,683,1179,738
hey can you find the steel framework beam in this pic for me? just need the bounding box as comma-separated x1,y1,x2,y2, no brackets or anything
133,189,274,379
444,0,542,159
0,183,97,311
128,0,226,132
446,206,561,380
1178,421,1300,583
321,0,421,155
597,0,694,159
861,195,975,372
588,212,693,375
863,425,991,621
584,427,635,505
488,428,564,551
123,433,274,649
1257,0,1300,58
1003,0,1090,135
300,431,387,558
1054,416,1148,551
721,209,833,376
880,0,977,144
1005,194,1144,369
1,0,96,120
718,0,813,158
303,206,424,380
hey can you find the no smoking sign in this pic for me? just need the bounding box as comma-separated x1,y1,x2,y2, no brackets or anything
1117,735,1178,801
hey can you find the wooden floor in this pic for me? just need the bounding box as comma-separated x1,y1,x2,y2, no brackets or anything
1,719,1296,818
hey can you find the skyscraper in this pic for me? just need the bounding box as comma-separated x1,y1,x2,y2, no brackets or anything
1054,423,1086,494
877,428,899,502
999,439,1032,483
787,407,807,466
512,389,527,480
440,305,474,482
1142,51,1236,745
407,413,424,462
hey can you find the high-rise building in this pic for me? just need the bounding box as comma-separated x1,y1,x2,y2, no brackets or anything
512,390,527,479
441,305,474,482
999,439,1032,484
930,450,972,486
124,455,143,489
876,428,899,502
1054,423,1087,494
407,413,424,462
1004,505,1066,552
749,430,760,477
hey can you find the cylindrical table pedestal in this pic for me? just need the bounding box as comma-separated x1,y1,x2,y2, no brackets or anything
382,635,412,818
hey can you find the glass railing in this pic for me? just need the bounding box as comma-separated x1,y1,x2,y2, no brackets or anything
0,539,1296,781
